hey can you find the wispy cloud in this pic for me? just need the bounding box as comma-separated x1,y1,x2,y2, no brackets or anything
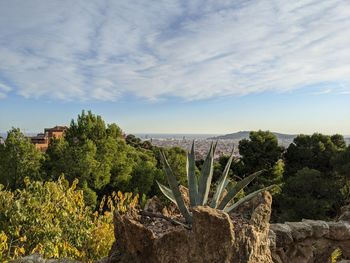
312,88,332,95
0,82,11,98
0,0,350,101
339,90,350,95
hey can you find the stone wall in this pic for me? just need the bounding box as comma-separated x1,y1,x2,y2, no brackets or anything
270,206,350,263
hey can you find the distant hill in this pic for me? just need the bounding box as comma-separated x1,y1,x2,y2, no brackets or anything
209,131,296,141
210,131,350,147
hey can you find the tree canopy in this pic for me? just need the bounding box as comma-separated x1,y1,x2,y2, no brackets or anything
44,111,162,206
272,133,347,221
284,133,346,177
277,168,342,221
237,130,284,191
0,128,43,189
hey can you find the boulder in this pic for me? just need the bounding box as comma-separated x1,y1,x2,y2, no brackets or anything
285,222,313,241
326,222,350,240
301,219,329,238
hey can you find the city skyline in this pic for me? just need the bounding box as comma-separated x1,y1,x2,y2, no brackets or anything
0,1,350,134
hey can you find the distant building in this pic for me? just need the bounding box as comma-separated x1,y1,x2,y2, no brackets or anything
44,126,67,140
0,136,4,145
30,126,67,152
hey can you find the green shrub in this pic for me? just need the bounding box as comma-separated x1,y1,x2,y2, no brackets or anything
0,176,138,262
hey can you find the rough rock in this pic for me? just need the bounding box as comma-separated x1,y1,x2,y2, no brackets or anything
270,205,350,263
191,206,235,262
233,191,273,263
301,219,329,238
285,222,313,241
144,196,163,213
108,191,273,263
326,222,350,240
179,185,190,207
270,224,293,245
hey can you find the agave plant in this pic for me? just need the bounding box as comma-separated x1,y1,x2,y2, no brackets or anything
157,141,275,224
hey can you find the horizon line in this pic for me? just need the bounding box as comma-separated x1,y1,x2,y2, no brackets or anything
1,130,350,137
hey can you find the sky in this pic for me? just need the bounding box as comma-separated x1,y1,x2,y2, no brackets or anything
0,0,350,135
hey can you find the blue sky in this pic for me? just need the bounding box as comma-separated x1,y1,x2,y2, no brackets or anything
0,0,350,134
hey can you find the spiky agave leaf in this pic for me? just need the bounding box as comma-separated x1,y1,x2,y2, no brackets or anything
210,147,235,208
156,181,176,204
159,150,193,223
224,185,276,213
197,142,215,205
217,170,265,210
187,141,198,207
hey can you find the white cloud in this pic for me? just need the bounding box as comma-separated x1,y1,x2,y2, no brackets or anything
0,82,12,98
312,88,332,95
339,90,350,95
0,0,350,101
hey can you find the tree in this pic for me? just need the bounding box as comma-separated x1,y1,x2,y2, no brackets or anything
272,133,347,222
44,111,162,207
238,130,284,191
331,134,347,149
65,110,110,144
332,145,350,201
333,145,350,180
129,150,162,196
284,133,346,177
44,111,133,206
277,168,342,221
0,128,43,189
125,134,153,150
125,134,142,148
106,123,123,139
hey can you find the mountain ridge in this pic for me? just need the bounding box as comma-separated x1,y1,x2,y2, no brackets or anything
209,131,350,147
209,131,297,140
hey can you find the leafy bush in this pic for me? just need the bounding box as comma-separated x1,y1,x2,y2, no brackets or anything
0,177,138,262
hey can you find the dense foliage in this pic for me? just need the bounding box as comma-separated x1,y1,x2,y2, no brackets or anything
215,131,349,222
0,128,44,189
237,130,284,192
284,133,346,176
276,168,341,221
43,111,165,207
0,176,138,262
273,133,347,221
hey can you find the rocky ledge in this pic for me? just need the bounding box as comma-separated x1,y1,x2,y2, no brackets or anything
107,191,273,263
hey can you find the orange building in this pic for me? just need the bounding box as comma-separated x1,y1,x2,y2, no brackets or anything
31,126,67,152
